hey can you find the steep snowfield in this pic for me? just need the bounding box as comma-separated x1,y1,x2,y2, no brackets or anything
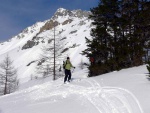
0,65,149,113
0,8,92,83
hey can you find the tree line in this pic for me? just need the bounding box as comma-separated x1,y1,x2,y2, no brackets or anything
82,0,150,76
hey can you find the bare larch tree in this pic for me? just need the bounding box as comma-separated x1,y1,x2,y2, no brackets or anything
0,55,18,95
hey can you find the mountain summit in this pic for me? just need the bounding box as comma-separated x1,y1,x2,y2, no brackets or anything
52,8,91,19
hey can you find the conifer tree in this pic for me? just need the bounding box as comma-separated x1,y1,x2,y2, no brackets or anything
0,55,18,95
83,0,121,76
83,0,150,77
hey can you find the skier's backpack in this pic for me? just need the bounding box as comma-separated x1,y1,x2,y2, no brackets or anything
63,61,66,69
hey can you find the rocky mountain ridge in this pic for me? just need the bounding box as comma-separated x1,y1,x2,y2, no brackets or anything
52,8,91,19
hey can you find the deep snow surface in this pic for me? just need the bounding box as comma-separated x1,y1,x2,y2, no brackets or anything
0,65,149,113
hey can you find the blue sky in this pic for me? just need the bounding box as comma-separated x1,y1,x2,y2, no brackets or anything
0,0,99,42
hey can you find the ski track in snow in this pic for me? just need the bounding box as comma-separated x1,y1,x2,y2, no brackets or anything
0,78,144,113
69,79,144,113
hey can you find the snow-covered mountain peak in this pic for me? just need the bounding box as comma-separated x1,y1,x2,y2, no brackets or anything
56,8,68,13
52,8,91,20
52,8,72,19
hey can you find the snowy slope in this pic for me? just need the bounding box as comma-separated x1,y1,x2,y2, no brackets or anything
0,8,149,113
0,8,92,83
0,65,148,113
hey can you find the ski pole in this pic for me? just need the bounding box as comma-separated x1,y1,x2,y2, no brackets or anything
72,67,75,73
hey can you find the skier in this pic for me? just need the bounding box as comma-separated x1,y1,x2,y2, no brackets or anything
64,57,75,83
